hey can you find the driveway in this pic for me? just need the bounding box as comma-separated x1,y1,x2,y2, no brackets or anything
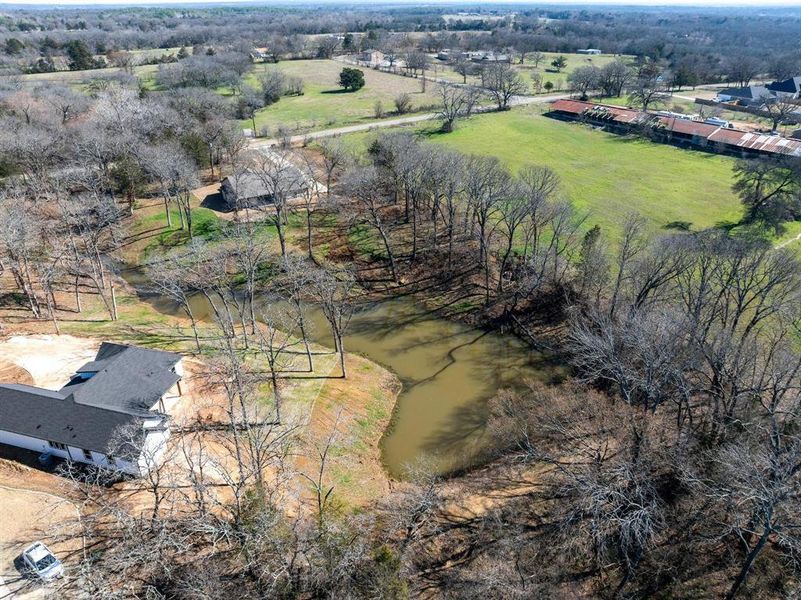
0,486,78,599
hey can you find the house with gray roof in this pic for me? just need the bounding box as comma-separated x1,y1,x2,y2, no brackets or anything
220,165,311,210
716,86,775,106
0,343,184,476
767,77,801,100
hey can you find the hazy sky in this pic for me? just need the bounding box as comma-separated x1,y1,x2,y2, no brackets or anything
1,0,799,6
0,0,799,6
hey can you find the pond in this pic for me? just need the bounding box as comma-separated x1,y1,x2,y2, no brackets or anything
121,266,556,478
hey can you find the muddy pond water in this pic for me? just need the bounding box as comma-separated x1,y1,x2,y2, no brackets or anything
123,267,556,477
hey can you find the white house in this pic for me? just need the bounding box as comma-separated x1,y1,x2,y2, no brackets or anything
0,343,184,476
358,49,384,66
577,49,602,55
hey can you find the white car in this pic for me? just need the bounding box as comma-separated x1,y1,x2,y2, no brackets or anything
21,542,64,581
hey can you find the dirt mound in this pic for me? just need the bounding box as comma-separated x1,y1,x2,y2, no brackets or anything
0,359,33,385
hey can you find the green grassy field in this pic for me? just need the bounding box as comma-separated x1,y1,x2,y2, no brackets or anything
243,60,441,134
432,51,633,94
345,105,742,242
520,51,630,92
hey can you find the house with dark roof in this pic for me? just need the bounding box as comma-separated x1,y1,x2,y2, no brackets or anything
0,343,184,476
716,86,775,106
767,77,801,100
220,164,311,211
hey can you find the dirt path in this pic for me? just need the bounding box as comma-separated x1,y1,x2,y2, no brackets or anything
776,231,801,249
0,486,78,600
249,93,569,148
0,360,33,386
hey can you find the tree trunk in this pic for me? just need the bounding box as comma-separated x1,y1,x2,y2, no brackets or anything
725,527,772,600
74,274,82,313
377,224,397,282
338,335,347,378
164,195,172,228
110,278,118,321
306,209,314,260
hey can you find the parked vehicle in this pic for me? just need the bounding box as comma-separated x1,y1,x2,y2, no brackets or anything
21,542,64,580
704,117,730,127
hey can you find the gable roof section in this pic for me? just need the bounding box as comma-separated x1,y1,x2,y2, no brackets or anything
661,118,718,137
0,384,158,454
550,99,801,158
549,99,644,124
62,342,181,414
0,343,180,454
549,98,591,115
767,77,801,94
720,86,773,100
221,166,309,203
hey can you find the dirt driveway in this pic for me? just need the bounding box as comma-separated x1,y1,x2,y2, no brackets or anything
0,335,97,598
0,335,99,390
0,479,78,599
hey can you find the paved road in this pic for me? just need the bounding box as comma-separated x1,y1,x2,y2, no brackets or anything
249,92,570,148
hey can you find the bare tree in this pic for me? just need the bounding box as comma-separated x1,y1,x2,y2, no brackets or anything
598,59,633,98
758,93,800,132
464,155,512,302
481,61,527,111
437,83,474,132
343,166,398,282
319,137,350,198
310,268,355,378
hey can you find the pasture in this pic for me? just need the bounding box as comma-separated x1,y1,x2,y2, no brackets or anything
344,104,742,242
431,51,633,93
243,59,441,134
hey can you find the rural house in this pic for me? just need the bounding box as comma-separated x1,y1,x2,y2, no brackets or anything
358,49,384,66
220,164,311,210
577,49,602,55
0,343,184,476
767,77,801,100
716,85,775,106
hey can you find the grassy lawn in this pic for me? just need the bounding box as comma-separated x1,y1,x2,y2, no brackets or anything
344,104,741,242
519,51,631,92
427,106,741,240
243,60,441,134
432,51,634,94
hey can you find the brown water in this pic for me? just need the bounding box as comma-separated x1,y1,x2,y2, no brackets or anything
123,267,554,477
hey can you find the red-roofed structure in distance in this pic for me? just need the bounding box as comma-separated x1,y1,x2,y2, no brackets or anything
547,99,801,159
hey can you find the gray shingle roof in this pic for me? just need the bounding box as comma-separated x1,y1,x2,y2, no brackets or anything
721,86,773,100
0,343,180,454
62,343,181,414
767,77,801,95
0,384,156,454
220,168,309,208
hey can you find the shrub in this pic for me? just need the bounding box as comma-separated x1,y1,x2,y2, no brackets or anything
339,67,365,91
394,92,412,114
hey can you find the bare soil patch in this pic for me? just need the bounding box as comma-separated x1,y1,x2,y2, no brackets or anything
0,359,34,386
0,335,99,390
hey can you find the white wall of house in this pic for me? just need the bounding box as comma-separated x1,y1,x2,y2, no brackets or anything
0,429,69,458
136,423,170,475
0,423,170,477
